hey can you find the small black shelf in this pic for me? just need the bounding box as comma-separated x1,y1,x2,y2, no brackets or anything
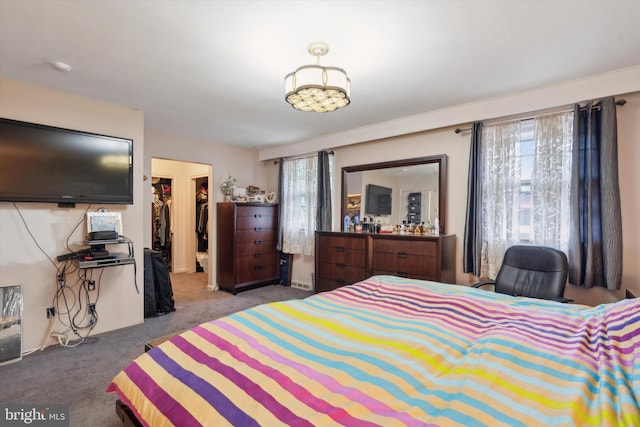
73,237,134,269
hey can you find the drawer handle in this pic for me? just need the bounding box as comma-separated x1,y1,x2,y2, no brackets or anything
254,265,264,271
254,253,262,257
396,272,408,277
254,227,262,231
254,240,262,244
336,279,346,285
336,246,345,252
336,263,345,268
254,214,263,218
397,252,408,258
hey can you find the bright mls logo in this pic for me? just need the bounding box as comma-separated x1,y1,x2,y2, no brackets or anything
1,405,68,426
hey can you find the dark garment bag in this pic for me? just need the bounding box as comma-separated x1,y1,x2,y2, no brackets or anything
144,248,176,317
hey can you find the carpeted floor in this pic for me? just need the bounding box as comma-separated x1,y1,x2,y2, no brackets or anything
0,273,312,426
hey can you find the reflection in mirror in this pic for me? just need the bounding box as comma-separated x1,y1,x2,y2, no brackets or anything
342,155,446,234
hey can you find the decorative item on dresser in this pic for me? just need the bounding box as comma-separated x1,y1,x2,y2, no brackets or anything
315,231,456,293
216,203,279,294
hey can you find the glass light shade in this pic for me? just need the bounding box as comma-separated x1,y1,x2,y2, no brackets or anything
285,65,351,112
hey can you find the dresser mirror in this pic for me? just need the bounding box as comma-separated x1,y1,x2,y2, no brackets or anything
341,155,447,233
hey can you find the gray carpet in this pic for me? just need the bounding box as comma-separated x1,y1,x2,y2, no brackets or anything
0,273,312,426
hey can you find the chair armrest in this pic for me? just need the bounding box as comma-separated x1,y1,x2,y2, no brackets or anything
472,281,495,289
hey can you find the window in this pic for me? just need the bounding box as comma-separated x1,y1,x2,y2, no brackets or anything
479,111,573,278
517,119,534,241
279,154,332,256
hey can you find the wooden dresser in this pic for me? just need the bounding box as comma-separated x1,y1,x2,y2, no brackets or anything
315,231,456,293
315,233,369,293
217,203,279,294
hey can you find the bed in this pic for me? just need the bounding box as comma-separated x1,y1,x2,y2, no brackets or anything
107,275,640,426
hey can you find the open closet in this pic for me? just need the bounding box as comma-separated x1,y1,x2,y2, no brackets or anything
150,158,212,284
152,177,173,270
195,177,208,272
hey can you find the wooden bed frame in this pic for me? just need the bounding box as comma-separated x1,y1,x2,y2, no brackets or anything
116,400,143,427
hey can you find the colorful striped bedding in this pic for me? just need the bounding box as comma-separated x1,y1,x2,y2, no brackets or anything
107,275,640,426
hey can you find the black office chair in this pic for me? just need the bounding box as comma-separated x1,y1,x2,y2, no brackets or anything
472,245,571,303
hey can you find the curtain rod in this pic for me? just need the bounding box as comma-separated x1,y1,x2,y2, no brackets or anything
272,150,334,164
454,99,627,134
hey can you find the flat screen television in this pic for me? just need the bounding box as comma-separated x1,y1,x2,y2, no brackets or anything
365,184,392,215
0,118,133,205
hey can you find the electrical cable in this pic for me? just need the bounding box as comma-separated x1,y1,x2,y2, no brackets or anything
13,203,59,270
13,204,99,347
14,203,132,349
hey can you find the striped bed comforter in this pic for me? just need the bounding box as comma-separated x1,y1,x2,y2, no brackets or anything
107,275,640,426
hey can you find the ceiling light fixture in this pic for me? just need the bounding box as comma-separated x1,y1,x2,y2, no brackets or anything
285,42,350,113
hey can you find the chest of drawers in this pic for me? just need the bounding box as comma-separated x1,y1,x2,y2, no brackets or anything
315,233,369,292
217,203,279,293
315,231,455,292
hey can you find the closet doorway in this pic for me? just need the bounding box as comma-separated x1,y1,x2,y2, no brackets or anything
151,158,212,300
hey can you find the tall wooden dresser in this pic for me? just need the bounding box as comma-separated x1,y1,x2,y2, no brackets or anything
217,203,279,294
315,231,456,293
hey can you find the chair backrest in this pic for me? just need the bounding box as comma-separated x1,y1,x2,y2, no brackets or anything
494,245,568,300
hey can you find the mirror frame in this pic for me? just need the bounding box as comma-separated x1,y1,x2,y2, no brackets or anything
341,154,447,234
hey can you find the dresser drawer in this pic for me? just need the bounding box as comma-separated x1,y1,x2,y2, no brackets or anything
321,235,367,251
371,251,437,279
236,205,276,218
236,228,277,244
316,277,358,293
316,234,367,267
317,262,367,283
236,252,279,283
372,239,437,257
371,238,438,279
317,245,366,266
236,240,277,257
236,214,277,230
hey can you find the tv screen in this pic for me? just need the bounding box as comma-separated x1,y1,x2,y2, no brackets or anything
365,184,392,215
0,118,133,205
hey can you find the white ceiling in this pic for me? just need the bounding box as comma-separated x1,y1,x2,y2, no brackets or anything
1,0,639,150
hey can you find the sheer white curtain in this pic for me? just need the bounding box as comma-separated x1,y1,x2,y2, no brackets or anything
531,111,573,250
279,155,318,256
479,112,574,278
480,120,522,278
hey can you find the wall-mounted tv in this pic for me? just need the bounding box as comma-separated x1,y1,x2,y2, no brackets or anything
365,184,392,215
0,118,133,205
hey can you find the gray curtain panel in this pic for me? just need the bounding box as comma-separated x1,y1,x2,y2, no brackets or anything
462,122,483,276
316,150,332,231
277,157,285,251
568,97,622,289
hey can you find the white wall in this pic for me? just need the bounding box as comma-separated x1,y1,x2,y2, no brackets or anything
265,72,640,291
0,77,145,351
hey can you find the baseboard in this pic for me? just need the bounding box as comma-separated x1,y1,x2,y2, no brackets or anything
291,281,312,291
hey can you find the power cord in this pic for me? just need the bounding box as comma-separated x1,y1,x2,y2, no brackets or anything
13,203,101,349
